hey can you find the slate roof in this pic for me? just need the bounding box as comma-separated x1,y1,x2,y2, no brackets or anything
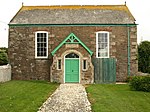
9,5,136,24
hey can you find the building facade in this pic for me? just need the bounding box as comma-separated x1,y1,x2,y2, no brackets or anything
8,5,138,83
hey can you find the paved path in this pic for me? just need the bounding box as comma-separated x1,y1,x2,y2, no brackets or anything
38,84,92,112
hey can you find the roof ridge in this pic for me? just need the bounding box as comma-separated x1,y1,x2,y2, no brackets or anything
21,5,126,8
22,5,125,6
20,5,130,14
19,5,128,14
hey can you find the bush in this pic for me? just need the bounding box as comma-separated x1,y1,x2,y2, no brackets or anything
138,41,150,73
129,76,150,92
126,76,133,82
0,50,8,65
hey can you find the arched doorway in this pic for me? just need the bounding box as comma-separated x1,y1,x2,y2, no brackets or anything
65,53,79,83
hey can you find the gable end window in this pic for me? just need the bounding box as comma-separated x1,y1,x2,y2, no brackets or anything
35,31,48,58
96,31,109,58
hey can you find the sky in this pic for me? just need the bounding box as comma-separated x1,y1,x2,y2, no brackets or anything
0,0,150,47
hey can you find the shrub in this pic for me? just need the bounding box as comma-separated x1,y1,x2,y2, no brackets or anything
126,76,133,82
129,76,150,92
138,41,150,73
0,50,8,65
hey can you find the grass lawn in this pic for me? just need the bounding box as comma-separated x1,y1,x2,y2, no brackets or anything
86,84,150,112
0,80,59,112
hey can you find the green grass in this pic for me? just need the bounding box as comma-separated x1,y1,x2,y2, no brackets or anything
0,80,59,112
86,84,150,112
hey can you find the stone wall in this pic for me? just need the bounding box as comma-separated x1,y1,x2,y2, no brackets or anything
8,25,137,82
130,26,138,76
0,65,11,82
50,46,94,84
8,27,50,80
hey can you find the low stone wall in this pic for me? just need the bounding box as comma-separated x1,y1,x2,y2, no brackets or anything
0,65,11,82
136,72,150,76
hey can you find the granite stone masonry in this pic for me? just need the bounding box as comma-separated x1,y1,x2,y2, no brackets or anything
9,26,137,82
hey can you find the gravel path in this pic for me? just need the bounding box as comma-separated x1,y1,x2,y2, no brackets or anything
38,84,92,112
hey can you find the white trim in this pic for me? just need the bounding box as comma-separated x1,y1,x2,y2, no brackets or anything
64,56,65,83
64,53,80,83
65,58,79,59
35,31,48,59
57,58,62,70
82,58,88,71
96,31,109,58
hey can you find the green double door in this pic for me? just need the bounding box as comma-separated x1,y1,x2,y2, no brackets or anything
65,59,79,83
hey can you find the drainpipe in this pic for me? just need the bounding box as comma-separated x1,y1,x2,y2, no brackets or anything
127,26,130,76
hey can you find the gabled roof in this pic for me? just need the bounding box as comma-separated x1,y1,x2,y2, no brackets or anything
51,33,93,56
10,5,136,25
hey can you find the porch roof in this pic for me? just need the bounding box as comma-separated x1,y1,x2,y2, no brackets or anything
51,33,93,56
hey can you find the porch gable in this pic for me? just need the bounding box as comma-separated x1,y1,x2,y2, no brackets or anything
51,33,93,56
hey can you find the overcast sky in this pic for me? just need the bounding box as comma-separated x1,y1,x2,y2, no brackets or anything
0,0,150,47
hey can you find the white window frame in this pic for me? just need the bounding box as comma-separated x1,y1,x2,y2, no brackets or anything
82,59,88,71
35,31,48,58
96,31,109,58
57,58,62,70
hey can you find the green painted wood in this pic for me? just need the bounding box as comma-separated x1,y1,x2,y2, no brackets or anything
100,59,103,83
65,59,79,83
127,27,131,76
51,33,93,56
92,58,116,83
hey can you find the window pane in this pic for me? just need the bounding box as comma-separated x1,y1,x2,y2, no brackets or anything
102,36,104,42
37,52,39,56
40,33,43,37
37,48,40,52
39,33,41,37
104,37,107,42
37,38,40,42
37,43,40,47
104,33,107,37
44,43,46,47
43,37,46,42
44,33,46,37
40,43,44,47
44,52,46,57
97,32,109,58
58,59,61,70
36,32,48,57
40,38,43,42
65,53,79,58
98,33,101,38
37,33,40,37
83,60,87,70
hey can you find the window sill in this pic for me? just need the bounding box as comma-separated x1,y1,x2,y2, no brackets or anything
35,57,48,59
96,57,110,58
82,69,88,72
